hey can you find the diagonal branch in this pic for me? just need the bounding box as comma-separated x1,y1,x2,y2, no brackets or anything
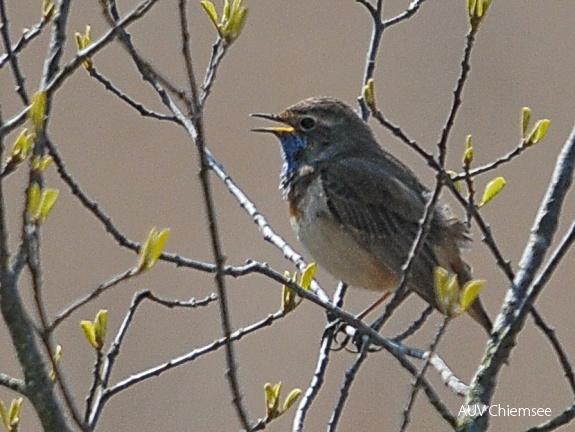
462,123,575,432
0,13,50,69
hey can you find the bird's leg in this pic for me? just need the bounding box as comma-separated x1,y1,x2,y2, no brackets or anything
331,322,383,353
357,291,392,320
330,292,393,353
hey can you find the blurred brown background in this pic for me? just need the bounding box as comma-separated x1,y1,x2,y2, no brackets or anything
1,1,574,431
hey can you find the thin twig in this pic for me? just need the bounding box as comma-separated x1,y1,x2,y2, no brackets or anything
530,306,575,396
101,310,286,402
84,351,103,423
524,403,575,432
178,0,199,115
140,290,218,309
88,290,220,426
0,109,8,271
195,57,253,432
327,339,370,432
424,351,469,396
357,0,429,118
398,317,450,432
0,107,27,136
370,108,437,165
49,268,135,332
22,221,50,334
383,0,429,27
293,324,336,432
463,152,476,226
454,143,526,181
0,15,50,69
88,67,178,122
355,0,377,19
101,0,194,115
0,0,29,104
199,39,227,108
357,0,383,120
0,0,161,140
391,306,433,342
436,27,477,166
47,0,160,95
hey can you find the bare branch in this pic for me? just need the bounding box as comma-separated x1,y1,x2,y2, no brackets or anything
384,0,430,27
399,317,451,432
49,268,136,332
524,403,575,432
463,123,575,431
0,15,50,69
293,325,336,432
436,27,477,166
0,0,30,104
87,67,178,122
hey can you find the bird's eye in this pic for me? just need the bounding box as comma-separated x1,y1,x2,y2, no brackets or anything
299,117,316,130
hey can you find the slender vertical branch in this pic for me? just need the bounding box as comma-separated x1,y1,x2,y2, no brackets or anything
357,0,384,120
293,325,336,432
84,351,103,423
176,3,252,428
178,0,199,116
192,54,253,432
436,28,477,166
0,106,9,272
0,0,29,104
327,341,370,432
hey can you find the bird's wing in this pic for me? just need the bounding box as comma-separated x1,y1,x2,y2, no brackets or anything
320,155,440,232
319,155,446,301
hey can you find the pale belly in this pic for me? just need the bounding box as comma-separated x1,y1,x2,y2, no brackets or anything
292,213,398,292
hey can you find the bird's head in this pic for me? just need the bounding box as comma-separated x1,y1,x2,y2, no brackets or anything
252,97,378,175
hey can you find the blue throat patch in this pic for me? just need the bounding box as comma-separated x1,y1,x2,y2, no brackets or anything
277,133,306,191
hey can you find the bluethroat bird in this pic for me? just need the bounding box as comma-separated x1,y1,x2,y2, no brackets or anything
252,97,492,334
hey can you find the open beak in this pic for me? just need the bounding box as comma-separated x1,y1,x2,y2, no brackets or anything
250,113,295,134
